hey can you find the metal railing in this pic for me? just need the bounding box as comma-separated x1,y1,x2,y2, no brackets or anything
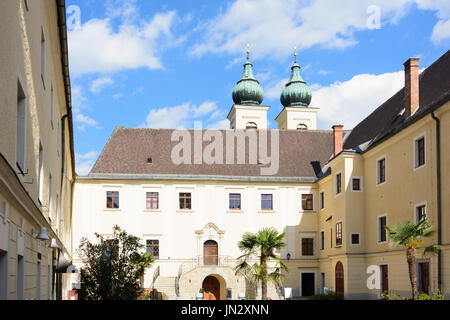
151,265,160,289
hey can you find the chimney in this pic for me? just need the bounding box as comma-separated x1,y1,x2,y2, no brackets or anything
332,125,344,156
403,57,420,117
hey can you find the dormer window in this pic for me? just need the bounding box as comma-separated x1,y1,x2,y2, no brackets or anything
246,122,257,129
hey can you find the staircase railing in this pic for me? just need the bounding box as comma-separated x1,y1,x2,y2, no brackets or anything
151,265,160,289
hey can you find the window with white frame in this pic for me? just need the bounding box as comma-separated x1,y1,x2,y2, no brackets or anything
48,173,52,220
335,173,342,195
335,222,343,246
319,231,324,250
38,143,44,202
351,177,362,191
16,79,27,173
415,203,427,222
41,28,46,83
350,233,360,245
377,157,386,185
414,135,426,168
378,215,387,243
319,192,324,210
301,194,313,211
301,235,315,256
50,84,54,127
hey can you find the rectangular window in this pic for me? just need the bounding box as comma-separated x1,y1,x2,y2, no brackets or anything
351,233,360,245
261,194,273,210
320,231,324,250
416,205,426,222
38,143,44,202
379,216,387,243
378,158,386,184
301,238,314,256
352,178,361,191
55,194,59,231
106,191,119,209
335,222,343,246
302,194,313,211
146,192,159,210
17,255,24,300
179,193,191,210
48,173,52,220
16,80,27,173
146,240,159,259
319,192,324,210
41,28,46,82
229,193,241,210
336,173,342,194
50,84,54,127
415,137,425,168
0,250,8,300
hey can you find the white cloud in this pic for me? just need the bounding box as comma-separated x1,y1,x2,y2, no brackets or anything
68,9,179,75
71,85,87,113
75,151,100,176
190,0,450,60
312,70,405,130
90,77,114,93
75,113,99,127
265,78,288,100
207,119,230,130
431,19,450,44
140,101,225,129
190,0,414,59
112,93,124,99
415,0,450,43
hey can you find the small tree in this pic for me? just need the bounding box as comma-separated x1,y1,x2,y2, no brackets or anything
77,225,153,300
235,228,288,300
385,218,440,299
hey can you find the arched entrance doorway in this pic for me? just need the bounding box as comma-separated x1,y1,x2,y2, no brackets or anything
203,240,218,265
335,261,344,298
202,275,220,300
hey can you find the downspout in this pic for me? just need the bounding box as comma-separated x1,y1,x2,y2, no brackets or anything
431,111,442,292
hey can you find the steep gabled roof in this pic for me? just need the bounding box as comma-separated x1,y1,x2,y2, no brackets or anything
344,50,450,151
89,128,334,179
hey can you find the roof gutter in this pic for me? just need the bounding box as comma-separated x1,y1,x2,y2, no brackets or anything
56,0,75,180
431,111,442,292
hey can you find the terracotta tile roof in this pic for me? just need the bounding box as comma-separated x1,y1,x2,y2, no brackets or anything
344,50,450,151
89,128,334,178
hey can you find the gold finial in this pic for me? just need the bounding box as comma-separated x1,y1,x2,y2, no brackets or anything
293,46,297,62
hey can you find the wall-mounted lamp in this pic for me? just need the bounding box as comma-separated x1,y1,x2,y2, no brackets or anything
32,227,50,241
50,238,59,249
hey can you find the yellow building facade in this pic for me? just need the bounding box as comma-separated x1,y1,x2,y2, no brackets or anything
72,51,450,299
0,0,75,300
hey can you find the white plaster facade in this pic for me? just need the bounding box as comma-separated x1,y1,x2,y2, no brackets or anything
72,178,320,299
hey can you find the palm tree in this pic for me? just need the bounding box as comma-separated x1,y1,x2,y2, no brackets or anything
385,218,440,299
235,228,288,300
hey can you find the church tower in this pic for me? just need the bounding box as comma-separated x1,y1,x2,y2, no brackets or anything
276,49,318,130
228,46,269,129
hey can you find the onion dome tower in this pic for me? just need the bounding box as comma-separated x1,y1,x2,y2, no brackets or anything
228,45,270,129
280,52,312,108
232,49,264,106
276,47,318,130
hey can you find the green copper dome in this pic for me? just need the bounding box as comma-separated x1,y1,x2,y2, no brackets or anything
232,54,264,106
280,60,312,108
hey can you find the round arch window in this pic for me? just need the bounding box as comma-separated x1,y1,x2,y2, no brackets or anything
246,122,257,129
297,123,308,130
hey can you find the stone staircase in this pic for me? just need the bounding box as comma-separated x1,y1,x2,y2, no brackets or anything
153,276,178,300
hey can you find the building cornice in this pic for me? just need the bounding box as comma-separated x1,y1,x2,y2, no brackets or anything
78,173,318,183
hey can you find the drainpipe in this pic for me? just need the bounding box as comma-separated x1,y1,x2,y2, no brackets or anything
431,111,442,292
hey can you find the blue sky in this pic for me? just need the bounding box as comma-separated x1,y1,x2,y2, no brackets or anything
67,0,450,175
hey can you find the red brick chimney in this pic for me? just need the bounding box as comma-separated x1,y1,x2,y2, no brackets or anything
332,125,344,156
403,57,420,117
